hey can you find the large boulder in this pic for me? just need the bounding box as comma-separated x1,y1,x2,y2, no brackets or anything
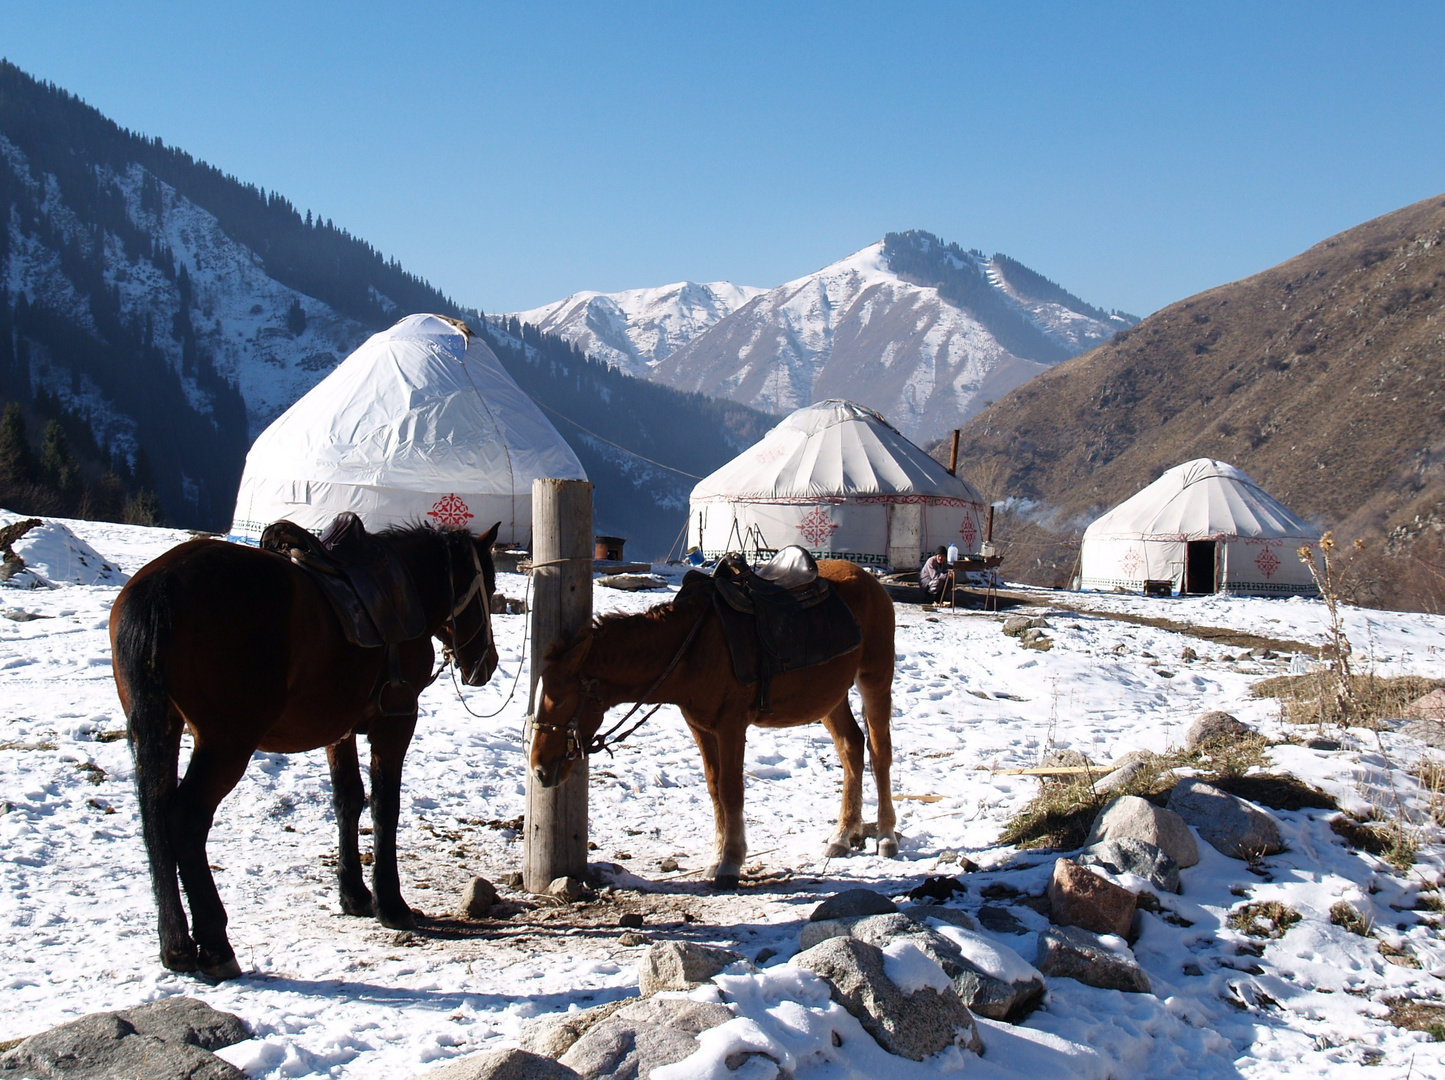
1035,926,1152,994
558,997,735,1080
0,1001,249,1080
1086,795,1199,869
409,1048,581,1080
808,888,897,921
519,1000,633,1060
1166,778,1284,860
637,941,749,996
793,936,982,1060
1184,711,1253,750
1078,838,1181,895
1047,859,1137,939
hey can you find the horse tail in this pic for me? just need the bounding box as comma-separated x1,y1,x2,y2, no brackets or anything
114,572,185,925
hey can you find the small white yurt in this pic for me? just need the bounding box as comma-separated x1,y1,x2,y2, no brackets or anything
688,400,986,570
230,314,585,547
1078,458,1320,596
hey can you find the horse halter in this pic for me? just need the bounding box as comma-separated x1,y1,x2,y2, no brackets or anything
441,536,494,682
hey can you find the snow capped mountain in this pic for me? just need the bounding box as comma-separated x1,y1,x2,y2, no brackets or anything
510,279,763,379
516,236,1135,442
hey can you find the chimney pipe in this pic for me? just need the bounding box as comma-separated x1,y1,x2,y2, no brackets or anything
986,505,995,543
947,430,960,476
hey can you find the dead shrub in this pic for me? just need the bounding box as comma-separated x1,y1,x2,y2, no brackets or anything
1329,900,1372,936
1229,900,1301,939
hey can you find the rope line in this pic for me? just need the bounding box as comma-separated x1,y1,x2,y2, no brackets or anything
533,400,705,480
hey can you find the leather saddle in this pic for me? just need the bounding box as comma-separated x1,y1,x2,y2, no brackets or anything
697,546,862,713
260,512,429,716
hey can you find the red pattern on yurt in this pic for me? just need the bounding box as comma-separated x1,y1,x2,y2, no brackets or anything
958,515,977,549
797,505,840,546
428,494,474,528
1120,548,1142,577
1255,546,1281,579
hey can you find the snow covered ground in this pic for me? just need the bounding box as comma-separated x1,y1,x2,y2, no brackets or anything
2,512,1444,1078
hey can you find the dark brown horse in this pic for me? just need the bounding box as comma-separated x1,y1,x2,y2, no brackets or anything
530,559,897,888
110,521,499,980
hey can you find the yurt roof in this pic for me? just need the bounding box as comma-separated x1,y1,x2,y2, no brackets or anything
690,400,983,504
1084,458,1319,541
240,314,584,495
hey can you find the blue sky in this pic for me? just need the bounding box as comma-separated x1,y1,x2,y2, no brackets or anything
6,3,1444,318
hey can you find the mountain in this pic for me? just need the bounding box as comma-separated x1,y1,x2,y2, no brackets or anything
511,280,763,380
0,61,772,553
950,192,1445,606
514,235,1135,442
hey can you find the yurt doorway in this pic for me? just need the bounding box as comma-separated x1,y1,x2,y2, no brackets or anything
1185,541,1218,594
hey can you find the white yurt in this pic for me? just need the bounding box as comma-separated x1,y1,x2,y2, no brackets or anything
1078,458,1320,596
687,400,986,571
229,314,585,547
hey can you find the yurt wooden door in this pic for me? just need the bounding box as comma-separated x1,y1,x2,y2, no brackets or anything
887,503,922,571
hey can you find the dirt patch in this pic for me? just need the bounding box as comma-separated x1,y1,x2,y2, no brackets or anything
1388,999,1445,1040
1208,774,1337,812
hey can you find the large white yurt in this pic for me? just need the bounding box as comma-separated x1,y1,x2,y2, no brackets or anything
1078,458,1320,596
230,314,585,547
687,400,986,571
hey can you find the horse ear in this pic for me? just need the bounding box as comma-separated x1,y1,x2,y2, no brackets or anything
477,521,501,550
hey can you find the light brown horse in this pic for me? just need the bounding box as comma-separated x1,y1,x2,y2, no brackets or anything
530,559,897,888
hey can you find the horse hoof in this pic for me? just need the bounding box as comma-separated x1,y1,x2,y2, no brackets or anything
340,893,375,917
878,835,899,859
711,874,740,891
822,841,850,859
377,906,417,930
160,944,198,973
199,955,243,982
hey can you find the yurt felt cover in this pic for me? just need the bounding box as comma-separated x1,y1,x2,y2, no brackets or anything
1078,458,1320,595
230,314,585,547
688,400,985,569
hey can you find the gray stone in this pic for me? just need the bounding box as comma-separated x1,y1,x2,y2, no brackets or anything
799,917,856,952
559,997,735,1080
116,998,250,1052
1404,688,1445,720
794,936,981,1060
456,877,499,919
902,904,977,931
1078,838,1181,894
1184,711,1253,750
1003,615,1049,637
519,999,634,1060
1039,748,1092,787
596,574,668,591
1402,719,1445,749
808,888,897,922
1036,925,1153,994
1086,795,1200,869
548,876,584,901
637,941,748,996
0,1009,245,1080
1167,778,1284,860
1047,859,1137,939
410,1048,582,1080
977,905,1028,934
1092,750,1159,795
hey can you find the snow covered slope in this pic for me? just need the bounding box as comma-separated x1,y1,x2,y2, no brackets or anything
510,280,763,379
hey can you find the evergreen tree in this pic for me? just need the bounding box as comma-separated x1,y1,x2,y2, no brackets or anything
39,419,81,504
286,296,307,336
0,403,37,490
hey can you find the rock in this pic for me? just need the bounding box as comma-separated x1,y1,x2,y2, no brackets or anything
1402,719,1445,749
1167,779,1284,860
637,941,748,996
1020,635,1054,651
548,876,584,901
1039,748,1091,787
618,931,647,947
976,905,1028,935
116,998,250,1052
1047,859,1137,938
456,877,498,919
799,917,855,952
1078,838,1181,894
794,937,982,1061
907,875,965,903
0,1007,247,1080
903,904,976,931
596,574,668,591
808,888,897,922
559,997,735,1080
411,1048,582,1080
500,871,524,889
1003,615,1049,637
618,913,644,929
519,1000,633,1060
1086,795,1200,869
1180,647,1198,662
1306,737,1342,751
1184,711,1253,750
1036,925,1152,994
1404,688,1445,720
1092,750,1159,794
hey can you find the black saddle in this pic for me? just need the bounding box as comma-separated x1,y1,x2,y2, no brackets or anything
260,512,428,716
694,546,862,713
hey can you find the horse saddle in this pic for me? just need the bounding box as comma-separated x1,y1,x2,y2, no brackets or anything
260,513,428,716
701,547,862,713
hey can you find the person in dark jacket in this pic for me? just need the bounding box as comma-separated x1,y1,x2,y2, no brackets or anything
920,545,953,604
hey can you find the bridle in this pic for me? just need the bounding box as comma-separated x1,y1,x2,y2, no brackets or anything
532,604,709,763
439,534,494,682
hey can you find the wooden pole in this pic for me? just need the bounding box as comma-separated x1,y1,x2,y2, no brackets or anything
948,430,960,476
524,478,593,894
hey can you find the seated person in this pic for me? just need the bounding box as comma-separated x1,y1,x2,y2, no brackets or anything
919,545,954,603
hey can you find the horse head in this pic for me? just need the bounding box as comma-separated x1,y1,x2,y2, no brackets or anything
436,521,500,686
530,631,601,788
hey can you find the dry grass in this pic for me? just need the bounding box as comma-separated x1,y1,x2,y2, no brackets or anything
1379,940,1423,968
1329,900,1372,936
1387,998,1445,1041
1251,672,1441,728
1229,900,1301,939
1330,814,1418,871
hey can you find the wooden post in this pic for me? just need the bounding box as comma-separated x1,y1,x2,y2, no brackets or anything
948,430,960,476
524,478,593,894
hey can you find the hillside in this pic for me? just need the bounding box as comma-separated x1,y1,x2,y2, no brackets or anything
0,62,772,551
529,235,1134,443
951,193,1445,601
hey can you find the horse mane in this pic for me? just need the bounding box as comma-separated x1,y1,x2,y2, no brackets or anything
582,577,710,668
